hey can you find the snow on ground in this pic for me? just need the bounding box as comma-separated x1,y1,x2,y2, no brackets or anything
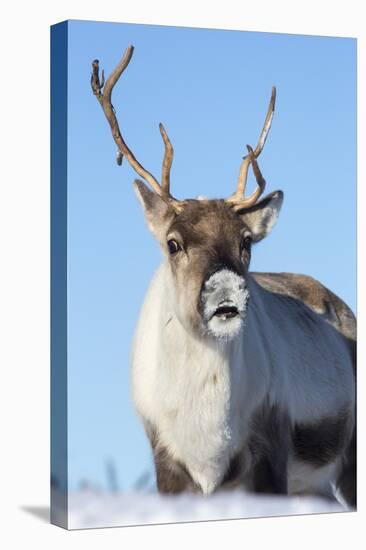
67,490,348,530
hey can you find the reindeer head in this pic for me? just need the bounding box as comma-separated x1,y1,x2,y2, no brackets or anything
92,46,283,340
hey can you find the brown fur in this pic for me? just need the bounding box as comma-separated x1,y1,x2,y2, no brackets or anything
146,424,200,494
247,402,290,494
292,410,352,467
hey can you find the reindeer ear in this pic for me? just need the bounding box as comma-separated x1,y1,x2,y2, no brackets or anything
133,179,175,240
239,191,284,242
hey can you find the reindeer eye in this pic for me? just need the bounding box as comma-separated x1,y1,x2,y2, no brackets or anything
167,239,181,255
241,235,252,252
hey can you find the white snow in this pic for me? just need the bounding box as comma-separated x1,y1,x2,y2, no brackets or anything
67,490,349,530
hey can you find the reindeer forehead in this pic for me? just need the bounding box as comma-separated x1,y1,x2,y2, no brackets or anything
168,200,244,243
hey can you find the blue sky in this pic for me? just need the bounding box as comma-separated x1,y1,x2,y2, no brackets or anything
65,20,356,491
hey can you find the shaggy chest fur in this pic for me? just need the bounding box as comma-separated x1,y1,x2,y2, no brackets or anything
131,267,269,493
155,331,248,494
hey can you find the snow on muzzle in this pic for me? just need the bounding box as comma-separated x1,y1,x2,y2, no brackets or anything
201,269,249,339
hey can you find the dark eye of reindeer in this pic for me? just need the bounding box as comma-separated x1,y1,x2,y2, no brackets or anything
241,235,252,253
167,239,181,255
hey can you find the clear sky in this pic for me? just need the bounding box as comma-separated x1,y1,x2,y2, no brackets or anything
65,20,356,491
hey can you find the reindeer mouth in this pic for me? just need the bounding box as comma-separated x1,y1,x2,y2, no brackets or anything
212,305,239,320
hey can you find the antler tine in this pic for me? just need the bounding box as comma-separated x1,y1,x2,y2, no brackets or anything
226,86,276,207
159,123,174,195
91,46,175,200
254,86,276,157
231,146,266,211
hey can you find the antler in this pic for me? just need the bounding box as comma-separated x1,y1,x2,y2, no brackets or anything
91,46,275,212
91,45,179,207
226,86,276,210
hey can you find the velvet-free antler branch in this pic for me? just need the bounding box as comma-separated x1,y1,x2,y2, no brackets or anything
91,45,177,203
226,86,276,210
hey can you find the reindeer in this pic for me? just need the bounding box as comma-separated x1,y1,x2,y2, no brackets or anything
91,46,356,506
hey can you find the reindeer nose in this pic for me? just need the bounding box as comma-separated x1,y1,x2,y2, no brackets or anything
202,268,246,296
200,268,250,325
